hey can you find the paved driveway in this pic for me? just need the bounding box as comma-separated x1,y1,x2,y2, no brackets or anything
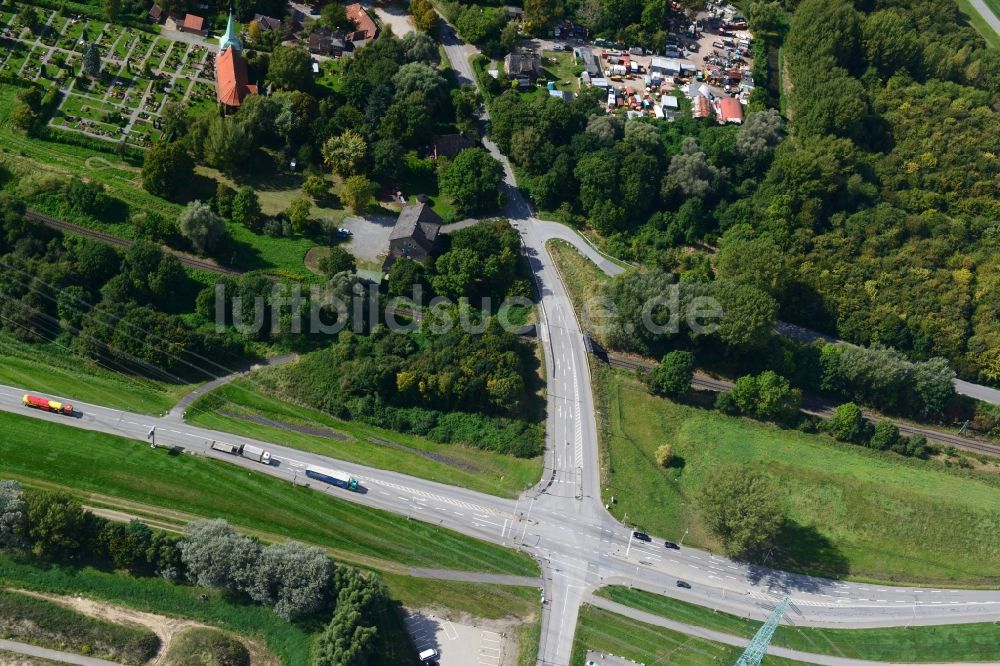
368,2,415,36
340,214,396,265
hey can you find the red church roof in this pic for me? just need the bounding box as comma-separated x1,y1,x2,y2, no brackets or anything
216,48,257,108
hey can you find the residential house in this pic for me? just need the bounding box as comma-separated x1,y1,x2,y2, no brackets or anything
345,3,378,42
181,14,207,37
504,52,541,77
384,203,444,269
253,13,283,32
432,133,476,159
309,27,348,57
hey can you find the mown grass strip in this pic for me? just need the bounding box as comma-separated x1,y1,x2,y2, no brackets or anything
598,586,1000,663
185,380,542,499
0,412,538,577
570,605,801,665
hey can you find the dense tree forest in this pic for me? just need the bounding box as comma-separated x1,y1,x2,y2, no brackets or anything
487,0,1000,386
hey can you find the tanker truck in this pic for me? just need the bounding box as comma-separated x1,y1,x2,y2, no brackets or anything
23,394,73,415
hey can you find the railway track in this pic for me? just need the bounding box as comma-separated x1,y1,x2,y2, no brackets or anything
26,210,243,276
600,348,1000,458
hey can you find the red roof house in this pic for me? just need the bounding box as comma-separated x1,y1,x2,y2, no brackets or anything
216,47,257,110
717,97,744,124
345,3,378,41
182,13,207,36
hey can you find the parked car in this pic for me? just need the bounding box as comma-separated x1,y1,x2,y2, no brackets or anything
419,648,439,664
632,531,651,542
664,541,679,550
676,580,691,589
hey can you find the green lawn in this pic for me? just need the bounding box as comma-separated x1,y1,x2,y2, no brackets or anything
598,586,1000,663
571,605,801,665
540,50,581,91
0,335,194,414
0,412,538,577
597,367,1000,586
185,380,542,498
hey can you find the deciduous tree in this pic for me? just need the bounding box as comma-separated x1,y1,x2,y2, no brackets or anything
177,200,226,254
697,466,784,559
648,350,695,400
141,142,194,198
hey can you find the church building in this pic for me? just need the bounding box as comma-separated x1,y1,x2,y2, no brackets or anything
215,12,257,111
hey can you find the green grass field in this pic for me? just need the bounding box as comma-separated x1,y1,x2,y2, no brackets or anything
598,586,1000,662
597,367,1000,585
548,236,1000,586
0,412,538,576
0,335,194,414
571,605,801,665
185,380,542,498
0,588,160,665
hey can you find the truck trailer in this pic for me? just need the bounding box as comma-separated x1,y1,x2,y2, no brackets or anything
240,444,271,464
210,441,241,455
22,394,73,415
305,465,359,491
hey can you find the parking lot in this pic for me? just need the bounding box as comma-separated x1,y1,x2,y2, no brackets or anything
404,611,507,666
339,213,396,265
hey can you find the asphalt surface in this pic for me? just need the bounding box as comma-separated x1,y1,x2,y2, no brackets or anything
0,638,122,665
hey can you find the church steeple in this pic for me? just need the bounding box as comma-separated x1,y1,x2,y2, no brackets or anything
218,10,242,52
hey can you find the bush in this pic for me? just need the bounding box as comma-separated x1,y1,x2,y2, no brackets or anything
825,402,867,443
655,444,674,467
163,627,249,666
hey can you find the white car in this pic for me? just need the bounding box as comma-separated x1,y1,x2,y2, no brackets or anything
419,648,439,663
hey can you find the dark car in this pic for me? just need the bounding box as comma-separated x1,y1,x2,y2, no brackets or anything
664,541,679,550
632,531,651,542
676,580,691,589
